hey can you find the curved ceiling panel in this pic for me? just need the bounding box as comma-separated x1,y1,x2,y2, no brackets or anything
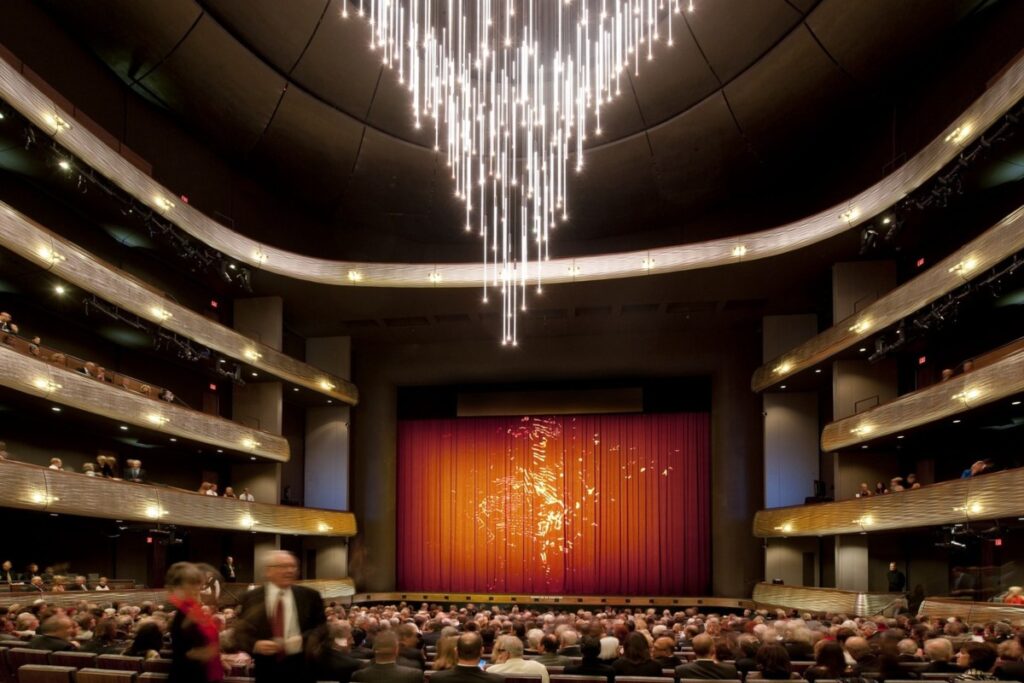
202,0,329,74
724,24,850,160
37,0,201,83
248,86,364,208
137,13,286,152
685,0,803,83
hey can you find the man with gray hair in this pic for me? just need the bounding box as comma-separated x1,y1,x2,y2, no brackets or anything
27,615,75,652
487,635,550,683
351,630,422,683
924,638,960,674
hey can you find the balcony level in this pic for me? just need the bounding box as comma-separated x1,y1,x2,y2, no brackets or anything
754,466,1024,538
0,458,356,537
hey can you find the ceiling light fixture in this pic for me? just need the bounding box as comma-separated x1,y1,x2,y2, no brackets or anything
349,0,685,343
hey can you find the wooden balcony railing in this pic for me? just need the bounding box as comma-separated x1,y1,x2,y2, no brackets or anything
753,204,1024,392
0,199,357,405
0,459,356,537
753,467,1024,538
822,340,1024,451
0,342,290,461
751,583,906,617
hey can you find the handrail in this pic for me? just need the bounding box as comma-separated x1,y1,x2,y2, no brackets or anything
0,458,355,536
0,199,357,405
753,466,1024,538
0,342,290,461
822,343,1024,451
0,329,189,409
0,48,1021,286
752,205,1024,392
752,583,905,617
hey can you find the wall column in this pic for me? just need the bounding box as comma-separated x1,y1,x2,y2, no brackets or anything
835,534,870,591
304,337,351,511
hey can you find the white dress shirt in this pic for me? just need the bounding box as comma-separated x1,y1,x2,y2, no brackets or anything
239,493,255,501
488,657,550,683
264,583,303,655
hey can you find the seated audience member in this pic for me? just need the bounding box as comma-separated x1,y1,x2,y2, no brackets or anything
28,575,45,592
855,482,873,498
905,473,922,489
159,388,175,403
221,556,237,581
735,634,761,679
15,612,40,637
82,462,96,476
962,461,988,478
599,633,621,662
750,642,797,680
1003,586,1024,605
95,366,106,382
28,337,41,356
846,637,878,673
653,635,683,668
613,631,662,677
431,632,504,683
50,352,67,366
198,482,212,495
897,639,923,662
69,575,89,591
675,633,738,680
51,575,67,592
565,635,615,682
488,634,550,683
783,627,814,661
890,477,905,492
875,482,888,495
2,560,18,584
0,440,8,459
79,361,97,378
95,576,111,591
536,633,572,667
310,620,365,683
124,459,145,483
0,311,18,336
559,628,582,656
924,638,961,673
397,622,426,670
206,483,219,496
955,643,998,681
97,455,116,478
122,620,163,659
49,457,64,471
223,487,237,499
238,488,255,502
804,641,851,683
433,635,459,671
995,640,1024,681
139,384,152,397
27,614,76,651
74,613,95,642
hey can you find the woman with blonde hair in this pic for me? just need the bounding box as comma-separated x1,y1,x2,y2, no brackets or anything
433,635,459,670
1004,586,1024,605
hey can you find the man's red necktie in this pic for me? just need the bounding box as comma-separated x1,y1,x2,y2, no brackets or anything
271,592,284,640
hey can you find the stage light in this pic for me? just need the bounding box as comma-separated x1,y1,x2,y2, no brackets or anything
347,270,364,282
731,245,747,257
244,349,262,362
944,123,972,145
57,159,72,172
319,379,336,392
146,414,169,426
773,362,792,375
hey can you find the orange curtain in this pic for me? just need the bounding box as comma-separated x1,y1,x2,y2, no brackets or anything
397,413,710,595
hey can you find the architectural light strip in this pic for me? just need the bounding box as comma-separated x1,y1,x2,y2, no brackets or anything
0,51,1020,287
753,204,1024,392
0,202,358,405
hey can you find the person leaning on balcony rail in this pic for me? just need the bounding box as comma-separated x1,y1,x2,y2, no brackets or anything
49,457,63,471
1004,586,1024,605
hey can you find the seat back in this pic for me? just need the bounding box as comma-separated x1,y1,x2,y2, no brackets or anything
616,677,669,683
137,674,168,682
7,650,51,681
75,669,138,683
95,657,143,673
222,677,255,683
47,652,96,670
139,661,170,675
12,665,76,683
550,676,610,683
501,677,544,683
921,674,957,681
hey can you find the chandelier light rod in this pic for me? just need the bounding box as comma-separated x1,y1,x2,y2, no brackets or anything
349,0,685,344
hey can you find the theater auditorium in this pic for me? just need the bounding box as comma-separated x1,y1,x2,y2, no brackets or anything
0,1,1022,682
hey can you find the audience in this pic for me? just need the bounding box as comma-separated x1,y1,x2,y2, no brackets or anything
612,631,663,676
956,643,999,681
487,634,549,683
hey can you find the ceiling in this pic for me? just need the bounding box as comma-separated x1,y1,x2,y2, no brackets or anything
32,0,1023,262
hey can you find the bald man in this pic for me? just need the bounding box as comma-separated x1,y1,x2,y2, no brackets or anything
27,615,76,652
235,550,326,683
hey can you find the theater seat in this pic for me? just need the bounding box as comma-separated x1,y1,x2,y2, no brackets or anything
138,675,168,682
615,678,667,683
7,650,52,681
95,657,143,673
500,677,544,683
222,677,255,683
550,675,610,683
48,653,96,670
139,661,170,675
14,665,76,683
72,669,138,683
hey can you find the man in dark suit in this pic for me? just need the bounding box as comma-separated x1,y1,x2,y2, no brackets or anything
432,632,504,683
123,459,146,483
422,619,443,647
67,575,89,591
352,630,422,683
654,636,683,668
1,561,19,585
674,634,738,680
235,550,326,683
558,630,583,657
26,615,76,652
564,636,615,683
396,622,426,670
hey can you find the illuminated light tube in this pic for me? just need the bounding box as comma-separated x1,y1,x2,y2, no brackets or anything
244,349,263,362
848,320,871,334
731,245,747,258
945,123,973,145
150,307,173,321
43,112,71,133
319,379,336,392
773,362,792,375
32,377,61,392
154,196,175,212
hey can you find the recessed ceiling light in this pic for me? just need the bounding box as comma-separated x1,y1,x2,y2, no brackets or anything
1013,401,1022,406
51,406,61,412
861,445,868,449
119,425,128,431
780,385,786,390
814,369,822,374
250,456,256,461
858,347,867,353
251,372,258,377
327,399,333,404
293,387,299,392
896,435,904,440
952,419,961,424
169,438,177,442
54,285,66,295
216,449,223,453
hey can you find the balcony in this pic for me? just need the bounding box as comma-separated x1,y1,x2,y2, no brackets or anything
751,583,905,617
0,199,357,405
753,204,1024,393
753,466,1024,538
0,341,290,461
822,339,1024,451
0,458,356,536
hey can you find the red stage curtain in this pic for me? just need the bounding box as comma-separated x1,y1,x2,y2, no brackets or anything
397,413,710,595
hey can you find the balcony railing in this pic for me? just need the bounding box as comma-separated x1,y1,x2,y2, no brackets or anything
0,198,357,405
751,583,906,617
0,342,290,461
822,341,1024,451
753,466,1024,538
753,205,1024,392
0,459,356,536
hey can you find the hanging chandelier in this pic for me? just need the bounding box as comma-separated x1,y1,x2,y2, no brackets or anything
347,0,688,344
